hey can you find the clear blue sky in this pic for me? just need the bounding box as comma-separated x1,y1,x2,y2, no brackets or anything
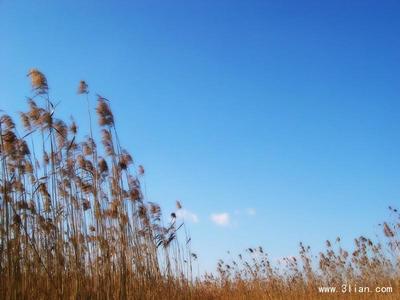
1,0,400,273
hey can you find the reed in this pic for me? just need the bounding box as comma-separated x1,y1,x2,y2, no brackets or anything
0,70,399,299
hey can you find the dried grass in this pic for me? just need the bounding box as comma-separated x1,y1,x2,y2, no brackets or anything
0,70,399,299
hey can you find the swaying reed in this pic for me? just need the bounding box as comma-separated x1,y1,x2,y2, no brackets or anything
0,70,399,299
0,70,194,299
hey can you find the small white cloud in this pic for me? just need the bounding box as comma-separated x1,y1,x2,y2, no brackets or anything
210,212,230,226
246,208,256,216
176,209,199,223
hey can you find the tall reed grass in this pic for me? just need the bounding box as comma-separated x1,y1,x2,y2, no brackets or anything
0,70,399,299
1,70,194,299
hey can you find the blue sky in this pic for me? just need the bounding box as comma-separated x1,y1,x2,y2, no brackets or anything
1,0,400,273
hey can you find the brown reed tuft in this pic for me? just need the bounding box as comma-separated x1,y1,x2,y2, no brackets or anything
96,96,114,126
78,80,89,94
27,68,48,94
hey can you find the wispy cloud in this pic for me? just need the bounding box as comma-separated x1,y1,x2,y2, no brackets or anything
246,208,256,216
176,209,199,223
210,212,230,226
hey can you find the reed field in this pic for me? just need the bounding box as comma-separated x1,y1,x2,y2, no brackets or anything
0,70,399,299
